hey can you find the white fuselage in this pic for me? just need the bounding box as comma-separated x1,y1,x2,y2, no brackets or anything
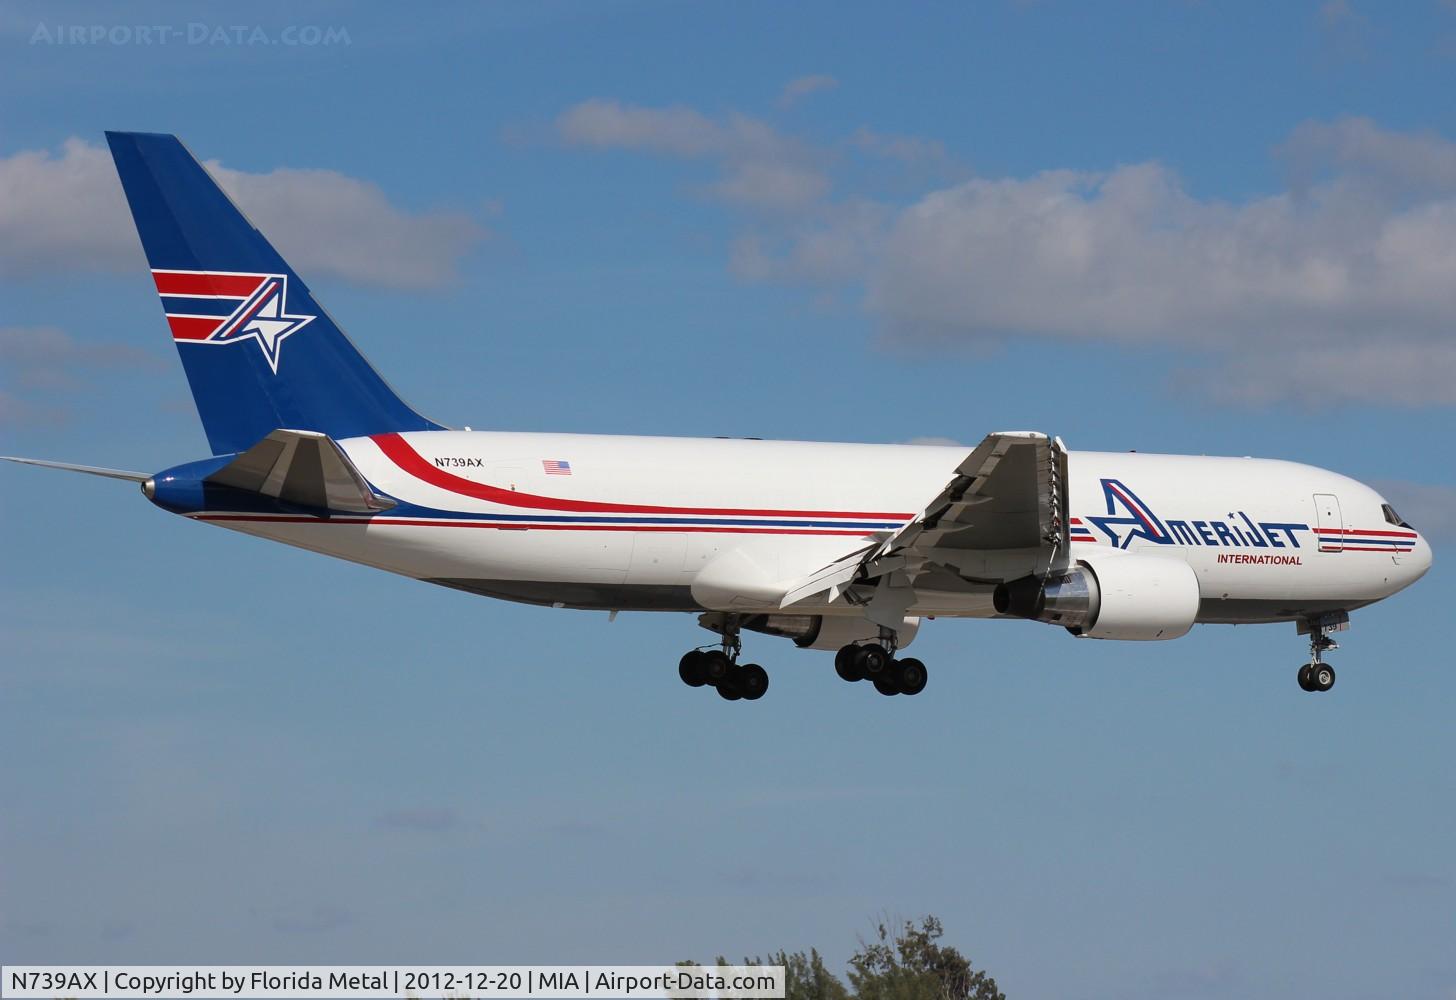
184,430,1432,629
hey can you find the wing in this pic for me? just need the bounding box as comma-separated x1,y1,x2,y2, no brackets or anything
781,431,1069,624
206,429,394,514
875,430,1065,554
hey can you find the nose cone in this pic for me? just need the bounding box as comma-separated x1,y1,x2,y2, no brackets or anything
1407,533,1434,582
1390,531,1434,595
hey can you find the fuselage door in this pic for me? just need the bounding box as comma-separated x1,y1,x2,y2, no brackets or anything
1314,493,1343,552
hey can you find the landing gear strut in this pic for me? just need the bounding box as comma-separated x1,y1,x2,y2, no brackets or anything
834,628,929,697
1296,611,1347,693
678,616,768,702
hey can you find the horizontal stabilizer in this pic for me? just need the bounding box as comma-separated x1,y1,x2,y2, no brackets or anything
0,455,148,482
206,429,394,513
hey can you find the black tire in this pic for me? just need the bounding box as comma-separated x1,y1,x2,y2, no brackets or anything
1297,663,1315,692
739,663,769,700
702,650,731,685
855,643,890,678
679,650,708,687
1314,664,1335,692
717,667,744,701
872,673,900,696
835,644,864,682
896,657,928,696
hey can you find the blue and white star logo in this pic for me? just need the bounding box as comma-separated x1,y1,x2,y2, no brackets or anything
210,275,314,373
1087,479,1172,549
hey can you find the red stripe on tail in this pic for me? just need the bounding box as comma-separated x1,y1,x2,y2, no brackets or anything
153,271,263,297
166,315,224,340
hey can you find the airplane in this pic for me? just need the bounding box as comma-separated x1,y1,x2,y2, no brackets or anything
1,132,1434,701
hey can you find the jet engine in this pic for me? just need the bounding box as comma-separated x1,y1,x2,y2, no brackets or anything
993,553,1201,640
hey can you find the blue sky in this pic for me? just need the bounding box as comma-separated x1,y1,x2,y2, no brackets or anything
2,3,1455,998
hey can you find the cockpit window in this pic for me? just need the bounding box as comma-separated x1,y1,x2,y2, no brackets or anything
1382,503,1410,528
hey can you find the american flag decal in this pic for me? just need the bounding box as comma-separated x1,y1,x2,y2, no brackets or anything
542,459,572,476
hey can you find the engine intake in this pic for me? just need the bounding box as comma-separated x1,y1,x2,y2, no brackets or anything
993,554,1200,641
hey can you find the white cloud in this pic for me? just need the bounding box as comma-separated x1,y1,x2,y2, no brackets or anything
0,139,138,275
0,138,486,289
1321,0,1359,26
558,100,723,157
708,160,830,210
206,161,485,290
868,159,1456,339
777,74,838,108
558,98,801,161
557,99,829,212
0,389,62,427
0,325,163,427
0,324,155,369
1317,0,1371,62
859,135,1456,403
849,126,951,167
729,199,890,286
1280,117,1456,195
572,105,1456,407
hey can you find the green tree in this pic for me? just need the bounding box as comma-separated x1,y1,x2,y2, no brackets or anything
681,915,1003,1000
846,916,1004,1000
763,948,851,1000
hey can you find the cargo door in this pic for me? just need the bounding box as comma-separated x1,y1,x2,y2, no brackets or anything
1314,493,1343,552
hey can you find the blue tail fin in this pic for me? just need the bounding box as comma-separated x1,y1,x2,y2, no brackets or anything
106,131,443,455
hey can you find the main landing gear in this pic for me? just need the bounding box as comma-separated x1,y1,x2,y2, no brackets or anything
678,622,768,702
833,635,928,697
1296,611,1347,693
676,617,927,701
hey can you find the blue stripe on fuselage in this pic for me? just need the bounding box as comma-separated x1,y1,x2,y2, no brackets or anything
377,495,904,529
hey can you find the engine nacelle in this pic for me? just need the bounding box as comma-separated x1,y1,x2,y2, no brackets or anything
993,553,1200,641
719,613,921,650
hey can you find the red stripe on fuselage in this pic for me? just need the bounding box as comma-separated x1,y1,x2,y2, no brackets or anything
154,271,264,296
1315,527,1419,538
370,433,916,520
192,514,879,536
